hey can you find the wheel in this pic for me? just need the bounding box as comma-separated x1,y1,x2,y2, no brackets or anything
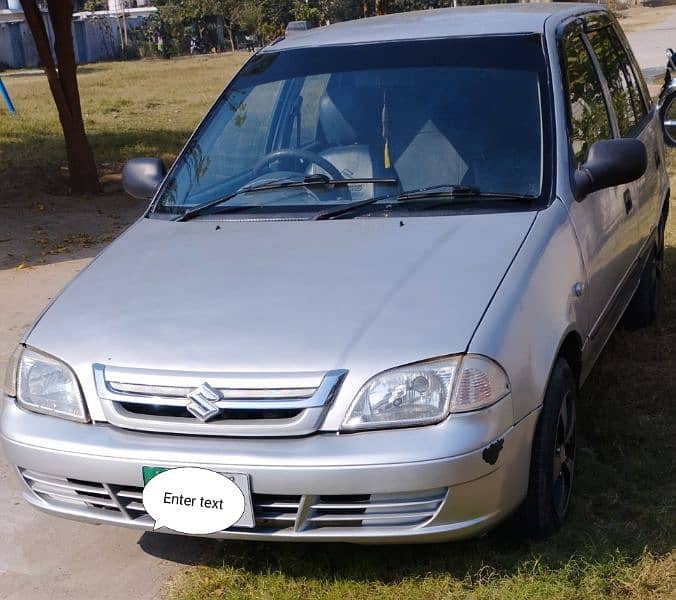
523,358,577,539
660,90,676,147
622,243,662,330
252,149,344,180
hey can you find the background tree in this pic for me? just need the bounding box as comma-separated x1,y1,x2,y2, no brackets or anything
215,0,243,52
239,0,264,40
82,1,107,10
260,0,294,38
20,0,100,193
292,0,323,25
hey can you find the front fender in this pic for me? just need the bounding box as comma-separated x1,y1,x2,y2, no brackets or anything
467,199,587,422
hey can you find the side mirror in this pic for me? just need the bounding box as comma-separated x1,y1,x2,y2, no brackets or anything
122,157,167,199
573,139,647,201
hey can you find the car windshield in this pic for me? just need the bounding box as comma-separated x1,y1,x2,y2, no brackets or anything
151,35,552,219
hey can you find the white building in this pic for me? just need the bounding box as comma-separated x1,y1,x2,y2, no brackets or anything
0,2,156,70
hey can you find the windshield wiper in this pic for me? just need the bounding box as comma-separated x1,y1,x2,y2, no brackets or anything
395,184,535,202
314,193,394,220
174,174,399,222
314,184,535,220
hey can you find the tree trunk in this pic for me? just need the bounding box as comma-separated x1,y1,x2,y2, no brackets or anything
216,15,225,52
226,24,235,53
375,0,384,16
20,0,100,194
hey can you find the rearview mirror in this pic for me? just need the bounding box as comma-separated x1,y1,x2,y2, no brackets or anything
122,157,167,200
574,139,646,201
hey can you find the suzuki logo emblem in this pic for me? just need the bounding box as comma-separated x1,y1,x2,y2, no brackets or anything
186,382,222,422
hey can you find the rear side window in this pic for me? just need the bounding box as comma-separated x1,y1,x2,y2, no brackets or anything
614,24,652,111
612,31,648,120
588,27,646,135
563,34,612,166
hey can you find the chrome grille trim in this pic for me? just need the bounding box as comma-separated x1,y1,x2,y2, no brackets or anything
108,381,315,400
19,469,446,532
31,485,119,508
307,511,437,523
309,498,442,511
308,489,447,527
104,404,327,436
116,489,143,500
101,365,327,394
23,470,105,495
92,364,348,436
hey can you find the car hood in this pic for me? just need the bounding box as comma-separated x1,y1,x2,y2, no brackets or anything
27,213,535,418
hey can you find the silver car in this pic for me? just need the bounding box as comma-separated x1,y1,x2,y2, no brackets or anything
1,4,669,543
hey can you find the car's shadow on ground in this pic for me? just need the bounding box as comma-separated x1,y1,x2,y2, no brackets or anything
138,245,675,583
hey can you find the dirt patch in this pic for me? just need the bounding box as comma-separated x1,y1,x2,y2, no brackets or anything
619,5,676,32
0,175,147,271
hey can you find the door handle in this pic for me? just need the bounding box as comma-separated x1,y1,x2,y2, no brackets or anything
624,189,633,215
655,150,661,169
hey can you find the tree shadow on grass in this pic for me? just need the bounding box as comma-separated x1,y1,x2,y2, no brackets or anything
0,179,147,271
1,64,106,79
137,244,676,587
0,128,192,271
0,128,193,176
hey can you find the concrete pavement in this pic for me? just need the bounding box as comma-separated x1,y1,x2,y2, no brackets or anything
0,259,193,600
626,8,676,80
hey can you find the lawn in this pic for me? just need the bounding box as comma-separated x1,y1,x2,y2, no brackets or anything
0,56,674,599
0,53,248,182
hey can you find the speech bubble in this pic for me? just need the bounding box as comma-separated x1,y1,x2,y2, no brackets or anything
142,467,245,534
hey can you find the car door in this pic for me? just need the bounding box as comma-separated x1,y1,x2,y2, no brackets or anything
560,25,640,363
613,20,667,243
586,22,659,252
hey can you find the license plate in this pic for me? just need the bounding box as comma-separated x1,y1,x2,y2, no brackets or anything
142,466,256,529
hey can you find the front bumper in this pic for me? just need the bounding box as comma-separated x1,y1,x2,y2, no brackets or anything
1,395,538,543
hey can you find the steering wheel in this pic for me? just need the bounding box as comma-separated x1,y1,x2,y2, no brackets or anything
252,149,344,181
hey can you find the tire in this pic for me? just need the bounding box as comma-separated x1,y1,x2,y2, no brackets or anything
660,90,676,147
623,244,663,330
523,358,577,539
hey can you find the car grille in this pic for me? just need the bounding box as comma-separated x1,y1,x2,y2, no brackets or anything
19,468,446,532
93,364,347,437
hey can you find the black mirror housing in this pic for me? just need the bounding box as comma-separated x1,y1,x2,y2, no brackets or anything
574,139,647,201
122,158,167,200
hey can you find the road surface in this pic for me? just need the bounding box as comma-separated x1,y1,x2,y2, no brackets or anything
626,7,676,81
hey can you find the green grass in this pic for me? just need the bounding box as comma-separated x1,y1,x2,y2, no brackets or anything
1,56,673,599
0,54,248,178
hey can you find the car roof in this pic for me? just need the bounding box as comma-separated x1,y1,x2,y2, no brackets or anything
265,3,604,52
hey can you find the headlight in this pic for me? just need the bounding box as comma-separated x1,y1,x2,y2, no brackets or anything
342,355,510,431
3,345,23,397
15,347,89,422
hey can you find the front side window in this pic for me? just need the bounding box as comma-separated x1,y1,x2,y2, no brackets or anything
588,27,644,136
563,33,612,166
152,35,552,219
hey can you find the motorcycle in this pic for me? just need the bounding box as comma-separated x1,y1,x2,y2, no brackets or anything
658,48,676,146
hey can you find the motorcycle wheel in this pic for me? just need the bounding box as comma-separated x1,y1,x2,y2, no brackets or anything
660,90,676,147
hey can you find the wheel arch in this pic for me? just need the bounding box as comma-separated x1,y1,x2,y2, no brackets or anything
555,330,583,389
658,188,670,257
